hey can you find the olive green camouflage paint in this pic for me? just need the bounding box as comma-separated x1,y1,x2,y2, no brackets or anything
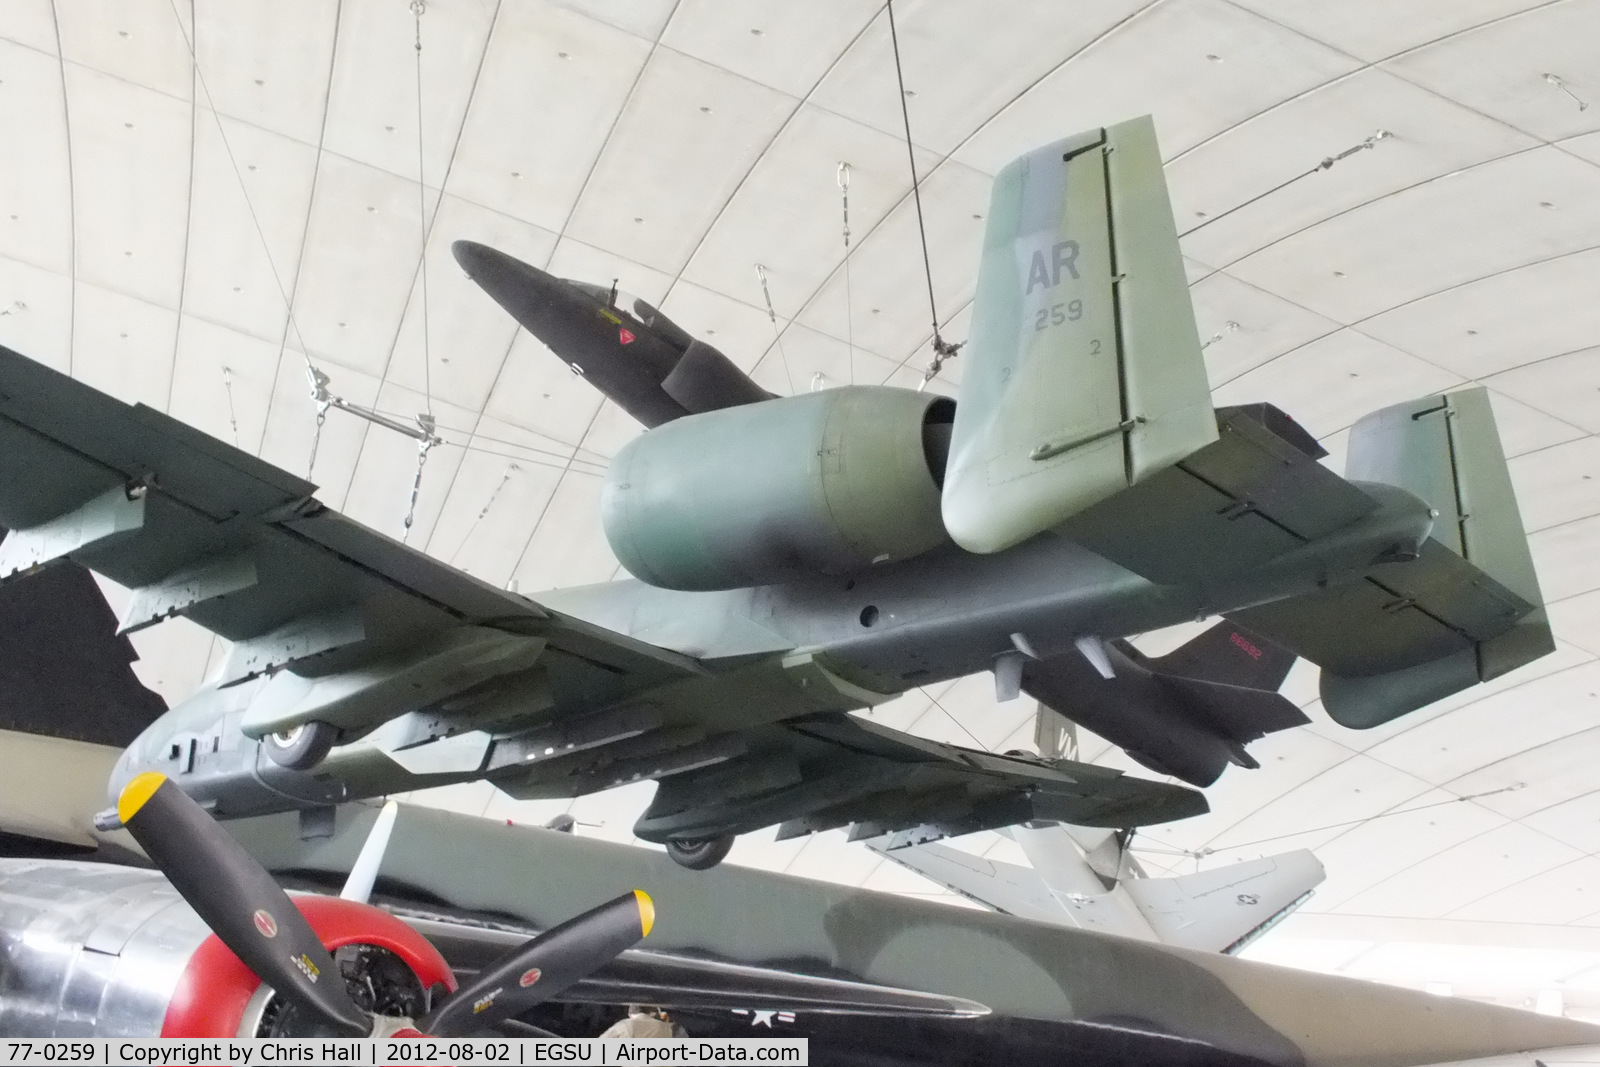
942,116,1217,555
228,802,1600,1067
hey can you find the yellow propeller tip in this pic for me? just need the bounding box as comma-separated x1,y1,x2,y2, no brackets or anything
634,889,655,938
117,771,168,825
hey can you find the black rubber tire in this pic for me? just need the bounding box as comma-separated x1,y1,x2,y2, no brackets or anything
665,834,735,870
262,721,339,771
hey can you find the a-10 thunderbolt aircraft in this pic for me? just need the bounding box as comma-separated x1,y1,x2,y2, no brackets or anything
0,117,1550,869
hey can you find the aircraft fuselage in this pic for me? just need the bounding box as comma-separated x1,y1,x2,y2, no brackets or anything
109,479,1431,825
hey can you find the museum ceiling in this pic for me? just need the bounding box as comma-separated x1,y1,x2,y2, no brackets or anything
3,0,1600,1002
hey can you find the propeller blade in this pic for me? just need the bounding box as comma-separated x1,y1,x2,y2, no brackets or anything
116,773,370,1036
420,889,653,1036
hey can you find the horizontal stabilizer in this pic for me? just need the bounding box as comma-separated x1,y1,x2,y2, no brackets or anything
870,827,1324,954
1124,849,1324,954
1060,403,1377,584
942,115,1217,554
1158,675,1309,749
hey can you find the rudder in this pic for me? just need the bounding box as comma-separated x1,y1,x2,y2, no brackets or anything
1233,386,1553,729
1345,386,1550,679
942,116,1216,554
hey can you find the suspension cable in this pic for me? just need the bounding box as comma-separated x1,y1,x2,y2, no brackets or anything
402,413,437,542
450,463,520,566
411,0,435,419
755,264,798,395
220,367,242,448
838,161,855,386
307,398,330,479
165,0,324,466
1180,130,1391,239
886,0,960,373
1132,781,1527,861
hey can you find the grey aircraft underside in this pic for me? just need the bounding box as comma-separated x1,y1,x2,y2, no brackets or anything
0,116,1552,868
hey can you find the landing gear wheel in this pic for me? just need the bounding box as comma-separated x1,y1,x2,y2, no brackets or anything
263,721,339,771
666,834,734,870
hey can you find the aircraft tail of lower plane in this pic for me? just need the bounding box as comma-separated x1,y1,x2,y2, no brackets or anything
871,822,1325,954
1230,387,1552,728
1023,621,1308,787
940,115,1216,554
1120,848,1325,954
1141,619,1297,694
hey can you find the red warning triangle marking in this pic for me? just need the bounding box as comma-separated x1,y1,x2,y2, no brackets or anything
618,327,636,345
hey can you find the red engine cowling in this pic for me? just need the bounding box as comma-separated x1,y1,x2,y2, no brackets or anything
162,896,456,1037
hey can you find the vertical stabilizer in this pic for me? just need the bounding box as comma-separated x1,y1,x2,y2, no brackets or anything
942,116,1216,553
1343,386,1550,682
1315,386,1553,727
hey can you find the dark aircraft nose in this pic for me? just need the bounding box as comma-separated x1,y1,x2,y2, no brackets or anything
453,239,545,287
453,239,570,327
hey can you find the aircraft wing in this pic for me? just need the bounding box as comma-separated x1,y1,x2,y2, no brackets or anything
629,711,1207,846
406,912,988,1020
0,343,702,742
225,803,1600,1067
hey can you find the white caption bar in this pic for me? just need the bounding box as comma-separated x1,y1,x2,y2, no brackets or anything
0,1039,808,1066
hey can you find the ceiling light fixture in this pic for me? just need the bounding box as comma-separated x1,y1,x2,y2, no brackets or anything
1543,72,1589,111
1200,321,1241,350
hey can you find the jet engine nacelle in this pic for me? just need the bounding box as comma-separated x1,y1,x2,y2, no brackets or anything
602,386,955,590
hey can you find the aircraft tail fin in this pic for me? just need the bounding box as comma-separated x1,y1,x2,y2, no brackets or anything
1141,620,1297,694
941,115,1216,554
1123,849,1325,954
0,526,167,747
1024,623,1308,787
1231,387,1553,728
1344,386,1551,680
